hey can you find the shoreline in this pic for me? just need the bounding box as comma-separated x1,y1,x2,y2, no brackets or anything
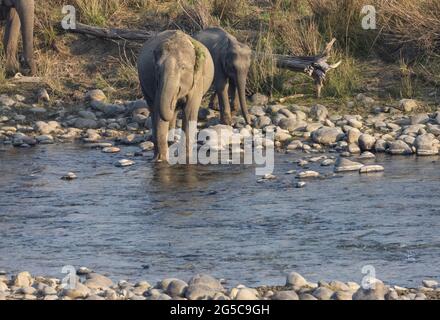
0,270,439,300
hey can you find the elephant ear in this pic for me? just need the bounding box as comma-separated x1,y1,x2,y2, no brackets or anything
189,39,206,89
222,39,235,76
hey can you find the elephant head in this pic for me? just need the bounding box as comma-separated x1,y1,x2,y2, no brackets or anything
153,35,204,122
224,41,252,124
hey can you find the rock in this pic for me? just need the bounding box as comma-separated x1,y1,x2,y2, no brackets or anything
42,286,57,296
115,159,135,167
422,280,438,289
85,89,107,102
0,281,8,292
140,141,154,151
166,279,188,297
275,131,292,143
203,125,234,150
358,134,376,151
295,181,307,188
414,134,439,156
0,94,16,107
317,159,332,167
84,273,113,290
61,172,77,180
332,291,353,300
299,293,318,300
271,290,299,300
63,282,91,299
353,280,386,300
188,274,223,292
249,93,268,105
312,287,334,300
410,114,430,125
102,147,121,154
185,285,218,300
286,272,307,289
305,122,323,133
78,110,97,121
347,128,361,144
375,139,388,152
121,134,144,145
254,116,272,129
74,118,98,129
388,140,413,155
358,151,376,159
278,118,304,131
13,272,33,287
297,171,320,179
234,288,259,300
36,135,54,144
348,143,361,154
86,294,106,301
249,106,266,117
359,165,385,174
399,99,418,113
35,121,60,135
356,94,375,106
102,104,126,116
334,157,364,172
385,290,399,300
310,104,328,121
37,88,50,102
311,127,344,145
348,118,363,129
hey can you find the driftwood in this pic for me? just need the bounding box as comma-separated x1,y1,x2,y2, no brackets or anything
68,23,341,97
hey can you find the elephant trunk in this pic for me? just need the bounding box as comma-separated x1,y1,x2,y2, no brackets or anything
236,73,250,125
157,60,179,122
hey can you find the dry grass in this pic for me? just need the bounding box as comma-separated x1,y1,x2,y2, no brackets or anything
1,0,440,103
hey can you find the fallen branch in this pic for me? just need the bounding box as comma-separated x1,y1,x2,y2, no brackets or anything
69,22,156,41
66,23,341,97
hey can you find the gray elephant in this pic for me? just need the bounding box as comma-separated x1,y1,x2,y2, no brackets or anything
138,30,214,163
0,0,36,76
194,27,252,126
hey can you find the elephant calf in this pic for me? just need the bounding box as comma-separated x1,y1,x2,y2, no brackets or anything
0,0,36,76
138,30,214,163
195,27,252,126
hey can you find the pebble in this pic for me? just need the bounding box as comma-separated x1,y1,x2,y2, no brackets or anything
334,158,364,172
61,172,77,180
115,159,135,167
286,272,308,289
295,181,307,188
102,147,121,154
271,290,299,300
422,280,438,289
297,171,320,179
359,165,385,174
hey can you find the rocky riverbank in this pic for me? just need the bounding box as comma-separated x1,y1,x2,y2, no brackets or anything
1,90,439,170
0,270,438,300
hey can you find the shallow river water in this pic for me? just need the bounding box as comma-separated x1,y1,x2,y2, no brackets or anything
0,144,439,287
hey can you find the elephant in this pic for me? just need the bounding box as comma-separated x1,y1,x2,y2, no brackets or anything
0,0,36,76
138,30,214,163
194,27,252,126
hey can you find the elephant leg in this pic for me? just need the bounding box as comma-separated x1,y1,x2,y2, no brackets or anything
168,109,179,142
208,92,219,111
216,78,232,126
3,8,21,76
183,93,203,164
16,0,36,75
153,113,170,163
228,80,239,113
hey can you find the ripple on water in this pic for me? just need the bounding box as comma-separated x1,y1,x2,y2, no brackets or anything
0,144,439,287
